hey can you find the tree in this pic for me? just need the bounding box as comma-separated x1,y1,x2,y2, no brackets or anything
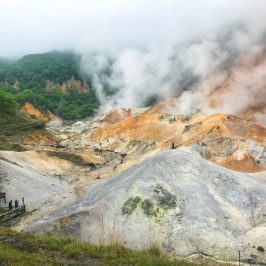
0,91,17,114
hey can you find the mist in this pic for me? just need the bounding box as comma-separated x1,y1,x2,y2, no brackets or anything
1,0,265,56
1,0,266,115
81,23,266,115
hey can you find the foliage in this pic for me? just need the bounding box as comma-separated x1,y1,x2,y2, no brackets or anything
122,187,177,217
154,185,177,210
0,227,198,266
46,151,94,166
0,91,18,114
0,140,25,152
0,58,11,72
141,199,156,216
0,51,100,120
0,51,82,89
0,83,99,120
122,196,141,215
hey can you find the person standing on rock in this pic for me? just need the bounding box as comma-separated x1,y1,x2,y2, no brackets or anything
15,199,19,209
8,200,13,210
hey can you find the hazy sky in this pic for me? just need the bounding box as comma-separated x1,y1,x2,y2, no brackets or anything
1,0,266,58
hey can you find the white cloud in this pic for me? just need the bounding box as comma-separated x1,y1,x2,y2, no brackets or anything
1,0,266,57
1,0,266,117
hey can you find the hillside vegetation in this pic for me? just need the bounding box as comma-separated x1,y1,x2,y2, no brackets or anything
0,227,196,266
0,51,81,89
0,91,52,151
0,51,100,120
0,91,43,130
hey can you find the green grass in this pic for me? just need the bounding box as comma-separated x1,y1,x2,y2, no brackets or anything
0,109,50,152
0,111,44,133
0,139,25,151
46,151,90,166
0,112,26,128
0,227,196,266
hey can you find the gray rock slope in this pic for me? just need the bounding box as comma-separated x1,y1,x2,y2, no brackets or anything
0,159,73,212
26,149,266,264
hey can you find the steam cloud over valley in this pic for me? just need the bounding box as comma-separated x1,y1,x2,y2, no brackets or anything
1,0,266,117
81,25,266,116
1,3,266,263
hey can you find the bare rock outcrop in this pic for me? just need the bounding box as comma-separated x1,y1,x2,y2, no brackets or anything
0,158,74,212
20,102,61,125
26,149,266,264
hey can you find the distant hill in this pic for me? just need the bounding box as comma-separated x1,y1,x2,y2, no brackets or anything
0,51,82,89
0,58,12,72
0,51,100,120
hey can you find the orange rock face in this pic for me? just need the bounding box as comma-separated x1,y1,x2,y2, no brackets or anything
46,76,90,95
101,108,132,125
20,102,60,122
86,109,266,173
20,102,50,122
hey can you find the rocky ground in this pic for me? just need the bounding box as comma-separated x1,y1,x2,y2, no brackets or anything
24,149,266,265
0,100,266,265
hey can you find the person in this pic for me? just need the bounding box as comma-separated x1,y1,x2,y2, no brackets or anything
8,200,13,210
15,199,19,209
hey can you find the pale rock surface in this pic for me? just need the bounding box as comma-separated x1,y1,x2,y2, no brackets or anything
0,150,73,176
0,159,74,212
25,149,266,264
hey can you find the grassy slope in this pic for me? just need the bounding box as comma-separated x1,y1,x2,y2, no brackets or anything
0,111,47,151
0,227,195,266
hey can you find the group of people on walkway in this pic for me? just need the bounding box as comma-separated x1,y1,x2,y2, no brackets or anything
8,199,21,210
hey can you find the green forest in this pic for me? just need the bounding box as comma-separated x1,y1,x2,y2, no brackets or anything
0,51,100,120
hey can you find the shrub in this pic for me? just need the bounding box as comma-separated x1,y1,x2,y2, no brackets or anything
141,199,155,216
0,91,17,114
121,196,141,215
154,185,177,210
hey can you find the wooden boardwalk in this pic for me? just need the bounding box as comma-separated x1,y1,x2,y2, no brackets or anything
0,205,26,224
0,193,6,204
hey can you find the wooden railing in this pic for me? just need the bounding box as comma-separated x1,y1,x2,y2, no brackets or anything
0,193,6,204
0,205,26,224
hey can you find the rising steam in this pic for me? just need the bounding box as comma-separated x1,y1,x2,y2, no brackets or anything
80,23,266,118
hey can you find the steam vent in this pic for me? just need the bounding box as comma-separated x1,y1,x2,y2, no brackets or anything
0,1,266,265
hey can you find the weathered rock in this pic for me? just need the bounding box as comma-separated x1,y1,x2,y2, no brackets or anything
25,149,266,263
0,158,74,212
58,110,266,173
248,142,266,167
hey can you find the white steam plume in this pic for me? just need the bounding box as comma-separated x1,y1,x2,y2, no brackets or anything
78,1,266,118
81,24,266,116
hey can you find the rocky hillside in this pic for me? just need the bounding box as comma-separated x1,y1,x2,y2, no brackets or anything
0,59,265,265
59,107,266,173
45,76,90,95
20,102,61,124
25,149,266,264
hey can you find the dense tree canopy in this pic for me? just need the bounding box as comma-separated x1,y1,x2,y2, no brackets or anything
0,90,18,114
0,51,100,120
0,51,82,89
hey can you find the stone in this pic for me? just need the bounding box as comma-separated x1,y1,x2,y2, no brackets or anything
257,246,265,252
